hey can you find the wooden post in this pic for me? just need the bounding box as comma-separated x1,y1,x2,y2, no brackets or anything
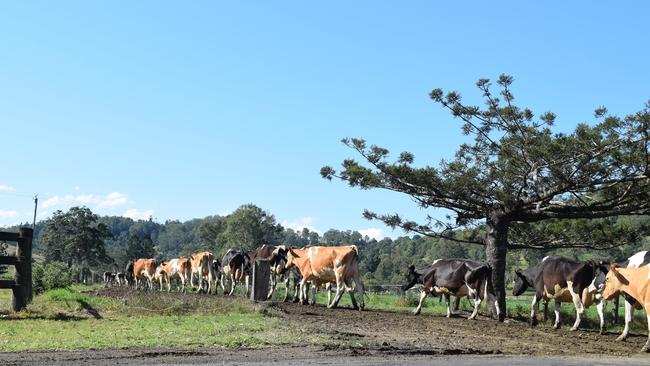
12,228,33,311
250,259,270,302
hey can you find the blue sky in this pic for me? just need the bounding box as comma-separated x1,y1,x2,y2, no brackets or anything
1,2,649,239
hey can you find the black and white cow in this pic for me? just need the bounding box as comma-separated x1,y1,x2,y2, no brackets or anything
517,256,609,333
116,272,127,286
512,265,549,321
402,259,498,320
103,271,117,287
125,260,135,286
220,249,251,296
590,250,650,341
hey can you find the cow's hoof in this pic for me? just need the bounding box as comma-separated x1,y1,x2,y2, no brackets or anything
616,335,627,342
412,310,420,316
599,328,605,335
641,344,650,353
530,319,538,327
570,327,578,332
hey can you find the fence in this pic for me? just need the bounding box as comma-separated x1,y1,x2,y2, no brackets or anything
0,228,33,311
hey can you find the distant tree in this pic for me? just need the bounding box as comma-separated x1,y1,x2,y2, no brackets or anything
221,204,283,251
322,75,650,320
126,233,156,259
40,206,112,270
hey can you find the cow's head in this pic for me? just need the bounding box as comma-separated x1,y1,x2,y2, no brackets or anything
602,263,629,300
587,260,610,294
285,248,300,270
512,268,531,296
401,265,420,291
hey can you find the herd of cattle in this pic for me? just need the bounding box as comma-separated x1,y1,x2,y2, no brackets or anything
103,246,650,352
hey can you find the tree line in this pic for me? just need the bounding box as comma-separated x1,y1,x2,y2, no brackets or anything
3,204,648,286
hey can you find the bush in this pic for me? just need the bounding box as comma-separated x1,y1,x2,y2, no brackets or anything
33,261,73,294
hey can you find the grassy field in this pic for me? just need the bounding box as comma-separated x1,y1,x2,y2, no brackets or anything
0,286,323,352
0,283,647,352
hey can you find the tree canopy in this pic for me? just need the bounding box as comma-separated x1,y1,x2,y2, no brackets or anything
321,75,650,320
40,206,112,269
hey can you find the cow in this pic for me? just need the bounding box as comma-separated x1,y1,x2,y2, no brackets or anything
402,259,497,320
190,252,217,293
103,271,117,287
285,245,364,310
602,263,650,352
116,272,127,286
125,260,135,286
221,249,251,296
590,250,650,341
133,258,157,290
512,265,550,321
522,256,609,333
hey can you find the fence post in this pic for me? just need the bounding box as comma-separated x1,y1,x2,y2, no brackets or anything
250,259,270,302
11,228,33,311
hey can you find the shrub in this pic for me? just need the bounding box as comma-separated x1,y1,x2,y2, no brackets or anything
33,261,73,293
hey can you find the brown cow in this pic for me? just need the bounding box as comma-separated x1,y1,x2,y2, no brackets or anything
603,264,650,352
285,245,364,310
133,258,157,290
190,251,216,293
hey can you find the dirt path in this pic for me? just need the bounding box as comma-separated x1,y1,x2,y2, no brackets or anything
269,301,646,356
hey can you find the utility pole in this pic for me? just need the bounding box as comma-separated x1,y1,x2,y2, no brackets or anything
32,194,38,229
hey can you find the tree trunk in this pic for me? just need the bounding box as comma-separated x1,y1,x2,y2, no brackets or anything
485,213,509,322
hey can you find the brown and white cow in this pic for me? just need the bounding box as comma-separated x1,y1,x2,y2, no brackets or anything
285,245,364,310
525,256,609,332
154,258,191,292
603,263,650,352
133,258,157,290
190,251,217,293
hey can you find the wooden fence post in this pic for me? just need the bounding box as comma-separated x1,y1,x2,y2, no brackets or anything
251,259,270,302
11,228,33,311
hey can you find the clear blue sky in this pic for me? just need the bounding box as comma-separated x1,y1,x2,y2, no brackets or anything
1,2,649,239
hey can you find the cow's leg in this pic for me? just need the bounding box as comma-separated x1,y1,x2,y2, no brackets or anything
413,290,427,315
445,294,452,318
328,277,345,309
453,296,461,314
229,274,236,296
310,283,317,306
167,274,172,292
345,279,358,310
530,294,539,326
543,301,549,322
568,283,584,331
617,298,635,341
553,300,561,329
282,277,290,302
326,283,332,307
245,274,250,298
596,299,605,335
220,272,227,294
642,311,650,353
267,272,277,300
469,290,481,320
353,272,365,311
